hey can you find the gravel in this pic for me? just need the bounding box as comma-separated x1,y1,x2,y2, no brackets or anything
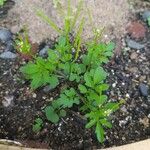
139,83,149,97
142,10,150,21
0,28,12,43
39,46,49,57
126,39,145,50
0,51,17,59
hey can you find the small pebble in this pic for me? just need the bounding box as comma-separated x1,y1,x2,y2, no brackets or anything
32,93,37,98
126,39,145,50
142,11,150,21
112,83,117,88
39,46,49,57
139,83,149,97
0,28,12,42
125,93,130,98
0,51,17,59
2,95,14,107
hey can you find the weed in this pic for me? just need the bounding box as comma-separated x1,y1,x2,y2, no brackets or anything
19,0,123,143
14,28,32,55
32,118,43,132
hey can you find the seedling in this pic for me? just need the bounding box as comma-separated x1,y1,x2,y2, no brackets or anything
32,118,43,132
15,29,32,55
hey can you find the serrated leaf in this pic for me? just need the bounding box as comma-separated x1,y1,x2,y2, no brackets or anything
45,106,59,123
100,56,109,63
84,73,93,87
96,95,107,106
74,97,80,105
99,84,109,91
20,63,39,75
48,75,59,89
31,73,43,89
104,51,113,57
94,67,107,84
104,102,120,115
86,119,96,128
59,109,67,117
93,67,101,84
106,42,115,51
48,49,59,61
32,118,43,132
69,73,78,81
95,122,105,143
100,119,112,128
78,84,87,94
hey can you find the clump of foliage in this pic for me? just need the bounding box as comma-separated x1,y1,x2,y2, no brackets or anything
14,28,32,55
0,0,6,6
20,0,123,143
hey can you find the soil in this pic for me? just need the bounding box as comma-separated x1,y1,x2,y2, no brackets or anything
7,0,129,43
0,1,150,150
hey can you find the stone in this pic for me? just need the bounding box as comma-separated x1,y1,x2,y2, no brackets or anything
2,95,14,107
142,11,150,21
43,85,52,93
126,39,145,50
5,40,14,51
0,51,17,59
32,93,37,98
139,117,149,128
0,28,12,43
39,46,49,57
130,52,138,60
139,83,149,97
127,21,146,39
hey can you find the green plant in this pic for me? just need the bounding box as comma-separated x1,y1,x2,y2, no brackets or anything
20,0,123,143
14,28,32,55
0,0,6,6
20,55,59,89
36,0,84,60
32,118,43,132
44,88,79,123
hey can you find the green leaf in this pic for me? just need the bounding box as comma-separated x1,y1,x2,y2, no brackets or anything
48,49,59,61
94,67,107,84
100,119,112,128
30,73,43,89
32,118,43,132
45,106,59,124
93,67,101,84
20,63,39,75
96,95,107,106
78,84,87,94
97,84,109,91
95,122,105,143
84,72,93,87
106,42,115,51
86,119,96,128
105,102,120,111
48,75,59,89
59,109,67,117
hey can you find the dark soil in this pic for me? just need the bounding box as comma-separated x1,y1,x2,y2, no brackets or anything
0,1,150,150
